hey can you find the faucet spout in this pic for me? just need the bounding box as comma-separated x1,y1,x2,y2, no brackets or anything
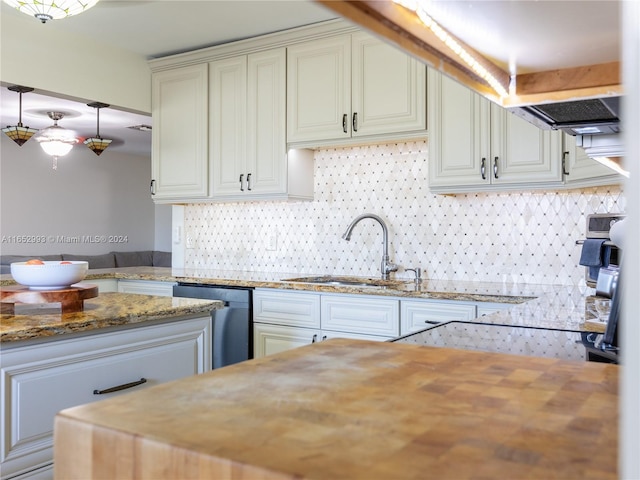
342,213,397,280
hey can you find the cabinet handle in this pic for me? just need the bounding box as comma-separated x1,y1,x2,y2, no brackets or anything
239,174,244,191
352,112,358,132
424,320,441,325
247,173,252,191
480,158,486,180
562,151,570,175
342,114,348,133
93,378,147,395
322,335,327,341
312,334,318,343
150,179,155,195
493,157,499,179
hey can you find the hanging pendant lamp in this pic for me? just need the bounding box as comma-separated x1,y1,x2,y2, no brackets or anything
35,112,78,170
84,102,112,156
2,85,38,146
2,0,100,23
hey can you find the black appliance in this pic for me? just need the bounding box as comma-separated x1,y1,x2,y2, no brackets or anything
173,283,253,368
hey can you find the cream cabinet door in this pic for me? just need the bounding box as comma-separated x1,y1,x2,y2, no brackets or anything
400,300,477,335
428,68,490,189
490,103,563,186
246,48,287,195
287,35,351,143
351,32,426,138
562,134,622,186
210,56,247,197
151,64,209,201
210,49,288,199
253,323,320,358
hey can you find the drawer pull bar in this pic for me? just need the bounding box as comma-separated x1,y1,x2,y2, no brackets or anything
424,320,441,325
93,377,147,395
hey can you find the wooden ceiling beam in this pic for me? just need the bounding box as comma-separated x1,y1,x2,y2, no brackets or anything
316,0,623,107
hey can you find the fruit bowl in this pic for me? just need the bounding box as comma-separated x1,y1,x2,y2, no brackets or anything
10,261,89,290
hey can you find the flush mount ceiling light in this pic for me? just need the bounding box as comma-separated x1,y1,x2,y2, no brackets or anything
35,111,78,170
84,102,112,156
2,0,100,23
2,85,38,146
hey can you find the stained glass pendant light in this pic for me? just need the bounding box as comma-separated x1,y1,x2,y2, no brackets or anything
2,0,100,23
35,112,78,170
2,85,38,146
84,102,112,156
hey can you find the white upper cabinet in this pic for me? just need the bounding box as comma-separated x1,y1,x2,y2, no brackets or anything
151,64,209,200
428,68,563,192
562,134,623,186
287,32,426,146
210,48,313,201
428,68,622,193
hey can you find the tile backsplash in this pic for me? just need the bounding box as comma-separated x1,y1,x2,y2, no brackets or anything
183,141,625,286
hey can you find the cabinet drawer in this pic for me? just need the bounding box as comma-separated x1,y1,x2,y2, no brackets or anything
401,300,477,335
118,279,176,296
321,295,399,337
253,290,321,328
0,317,210,479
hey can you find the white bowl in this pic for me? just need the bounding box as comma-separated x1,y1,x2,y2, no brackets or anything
10,261,89,290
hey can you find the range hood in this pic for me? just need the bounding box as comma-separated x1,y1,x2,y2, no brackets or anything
510,97,625,171
508,96,621,136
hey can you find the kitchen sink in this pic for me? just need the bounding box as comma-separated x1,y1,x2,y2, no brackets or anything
281,276,410,289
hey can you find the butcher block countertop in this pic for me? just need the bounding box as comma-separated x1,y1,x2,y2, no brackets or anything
0,290,222,344
54,338,618,480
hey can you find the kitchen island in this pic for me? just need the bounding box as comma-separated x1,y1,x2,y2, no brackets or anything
0,290,222,480
54,338,618,479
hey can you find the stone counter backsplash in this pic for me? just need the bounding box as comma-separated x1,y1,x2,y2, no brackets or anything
181,141,625,286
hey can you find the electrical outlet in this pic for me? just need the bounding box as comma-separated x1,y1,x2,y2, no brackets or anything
186,235,195,249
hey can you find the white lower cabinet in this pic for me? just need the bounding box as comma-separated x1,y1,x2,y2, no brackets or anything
400,300,477,336
117,279,177,296
86,278,118,293
253,289,398,358
0,316,211,480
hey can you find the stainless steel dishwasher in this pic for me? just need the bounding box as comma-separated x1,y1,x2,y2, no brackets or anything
172,283,253,368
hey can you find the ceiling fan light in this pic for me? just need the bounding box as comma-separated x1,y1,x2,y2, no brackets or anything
2,124,38,146
39,139,75,157
3,0,100,23
84,136,112,156
34,112,78,164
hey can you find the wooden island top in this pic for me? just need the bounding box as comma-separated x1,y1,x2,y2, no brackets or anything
54,338,618,479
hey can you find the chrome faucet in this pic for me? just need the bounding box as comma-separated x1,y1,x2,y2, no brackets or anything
342,213,398,280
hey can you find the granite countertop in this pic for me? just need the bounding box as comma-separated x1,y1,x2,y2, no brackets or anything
54,338,618,479
0,266,606,344
0,291,222,344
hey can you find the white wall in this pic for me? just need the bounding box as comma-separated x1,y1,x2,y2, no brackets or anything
0,134,158,255
0,11,150,114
